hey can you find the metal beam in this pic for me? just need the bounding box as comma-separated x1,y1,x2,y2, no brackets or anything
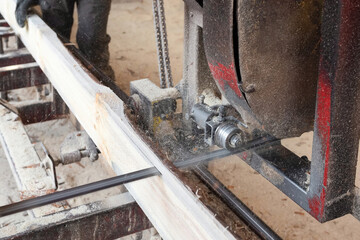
1,193,152,240
0,62,48,91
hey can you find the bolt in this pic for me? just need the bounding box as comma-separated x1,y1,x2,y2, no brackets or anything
218,106,226,122
243,84,255,93
229,134,242,148
90,152,98,162
36,182,45,190
199,95,205,104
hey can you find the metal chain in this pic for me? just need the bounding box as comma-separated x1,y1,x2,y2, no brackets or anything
152,0,166,88
152,0,173,88
158,0,173,88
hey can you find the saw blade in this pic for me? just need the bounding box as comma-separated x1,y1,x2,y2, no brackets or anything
0,135,277,218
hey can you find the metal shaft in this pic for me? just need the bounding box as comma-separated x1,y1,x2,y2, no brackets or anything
194,166,281,240
0,167,160,217
0,136,276,218
0,136,280,239
175,135,277,169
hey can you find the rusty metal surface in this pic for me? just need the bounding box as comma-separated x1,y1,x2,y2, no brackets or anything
3,194,152,240
12,88,69,125
0,49,34,68
236,0,323,138
16,102,68,125
0,63,49,91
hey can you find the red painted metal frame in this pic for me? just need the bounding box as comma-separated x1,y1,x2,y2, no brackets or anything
202,0,360,223
308,0,360,222
203,0,253,116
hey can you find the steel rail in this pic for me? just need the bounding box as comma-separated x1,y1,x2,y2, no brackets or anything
194,165,281,240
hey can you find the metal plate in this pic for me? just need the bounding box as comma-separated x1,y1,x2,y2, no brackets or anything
203,0,253,121
236,0,323,138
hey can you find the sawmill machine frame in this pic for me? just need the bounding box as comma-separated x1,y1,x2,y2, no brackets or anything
113,0,360,225
175,0,360,223
129,0,360,224
0,0,360,238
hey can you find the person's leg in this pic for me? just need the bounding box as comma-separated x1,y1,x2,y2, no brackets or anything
40,0,75,39
76,0,115,80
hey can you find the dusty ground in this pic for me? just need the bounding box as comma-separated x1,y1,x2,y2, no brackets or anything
108,0,184,92
1,0,360,239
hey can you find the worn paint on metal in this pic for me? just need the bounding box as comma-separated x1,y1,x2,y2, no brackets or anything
208,62,242,98
309,65,332,220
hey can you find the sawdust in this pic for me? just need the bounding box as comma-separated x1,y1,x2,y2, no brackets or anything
2,0,360,239
260,162,284,186
104,1,360,239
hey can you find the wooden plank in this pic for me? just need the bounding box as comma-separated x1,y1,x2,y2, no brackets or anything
0,105,67,217
0,2,235,239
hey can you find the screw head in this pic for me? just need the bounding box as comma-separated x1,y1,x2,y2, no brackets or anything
229,134,242,148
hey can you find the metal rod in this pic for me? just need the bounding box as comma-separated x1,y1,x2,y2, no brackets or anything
175,135,278,169
194,165,281,240
0,167,160,217
0,136,277,218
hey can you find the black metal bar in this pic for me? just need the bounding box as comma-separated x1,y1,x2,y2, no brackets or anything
175,135,277,169
243,144,310,212
0,136,278,218
194,165,281,240
0,167,160,217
